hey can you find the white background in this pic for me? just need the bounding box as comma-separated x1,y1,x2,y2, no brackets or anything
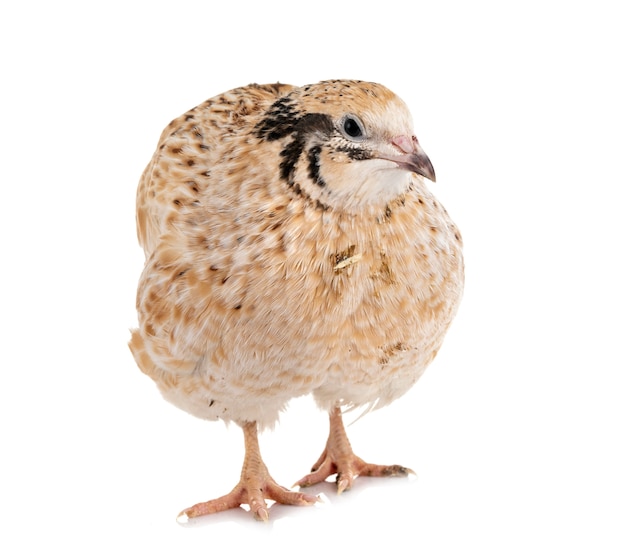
1,1,624,547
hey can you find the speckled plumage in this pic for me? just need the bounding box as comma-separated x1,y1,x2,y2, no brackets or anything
130,80,463,520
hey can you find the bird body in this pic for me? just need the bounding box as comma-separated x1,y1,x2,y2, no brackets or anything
130,80,463,519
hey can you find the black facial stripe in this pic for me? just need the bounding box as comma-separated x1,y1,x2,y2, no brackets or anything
279,113,333,182
334,145,373,161
257,96,334,185
279,135,305,181
307,145,325,187
296,113,334,136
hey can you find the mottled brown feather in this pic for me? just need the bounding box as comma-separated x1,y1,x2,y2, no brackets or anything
130,80,463,429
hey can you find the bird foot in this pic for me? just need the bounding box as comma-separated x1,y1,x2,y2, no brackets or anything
178,475,319,522
294,407,413,494
177,422,318,522
295,449,412,494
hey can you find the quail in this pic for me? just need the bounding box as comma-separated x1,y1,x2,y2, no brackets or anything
130,80,464,521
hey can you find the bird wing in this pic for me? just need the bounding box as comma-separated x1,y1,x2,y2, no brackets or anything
134,83,296,259
131,83,297,379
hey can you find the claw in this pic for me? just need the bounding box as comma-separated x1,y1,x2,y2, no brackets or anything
385,465,415,477
336,477,351,495
255,507,270,522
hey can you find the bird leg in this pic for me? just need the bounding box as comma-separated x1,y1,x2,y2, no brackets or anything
178,421,318,522
295,407,413,494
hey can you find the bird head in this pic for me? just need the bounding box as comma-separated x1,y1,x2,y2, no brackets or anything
255,80,435,213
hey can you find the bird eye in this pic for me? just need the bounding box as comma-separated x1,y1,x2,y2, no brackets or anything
340,115,366,141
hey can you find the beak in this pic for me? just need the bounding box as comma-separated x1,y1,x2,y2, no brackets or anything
379,135,436,182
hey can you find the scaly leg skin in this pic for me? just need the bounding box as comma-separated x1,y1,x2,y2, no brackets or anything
178,422,318,522
295,407,414,494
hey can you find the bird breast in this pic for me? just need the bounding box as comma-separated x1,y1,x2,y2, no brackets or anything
134,172,463,424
